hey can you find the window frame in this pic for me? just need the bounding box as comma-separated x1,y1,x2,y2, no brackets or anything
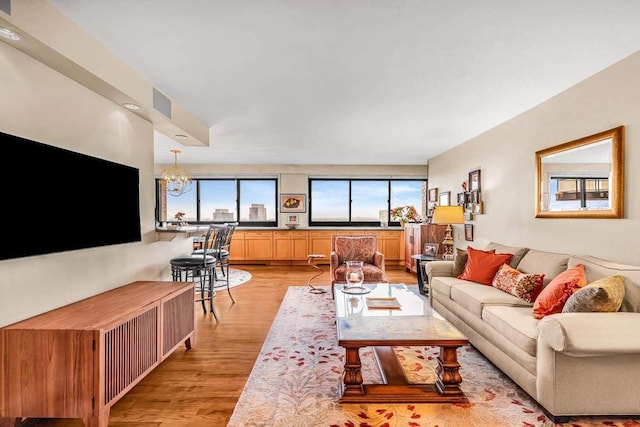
156,177,278,227
308,177,426,227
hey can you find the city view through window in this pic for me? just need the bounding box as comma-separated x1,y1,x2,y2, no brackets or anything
159,178,425,225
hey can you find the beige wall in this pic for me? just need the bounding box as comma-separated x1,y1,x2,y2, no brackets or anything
0,42,194,327
427,51,640,265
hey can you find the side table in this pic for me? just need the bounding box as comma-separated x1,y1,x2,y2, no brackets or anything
306,254,327,294
410,254,441,295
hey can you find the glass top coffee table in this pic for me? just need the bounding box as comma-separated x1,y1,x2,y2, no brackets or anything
334,282,469,403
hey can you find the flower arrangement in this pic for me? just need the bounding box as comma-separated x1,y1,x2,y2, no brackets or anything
390,205,421,224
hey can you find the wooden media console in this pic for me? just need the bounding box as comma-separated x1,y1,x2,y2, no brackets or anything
0,281,195,427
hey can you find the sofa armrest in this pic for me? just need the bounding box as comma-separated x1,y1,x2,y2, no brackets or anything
424,260,455,279
538,312,640,356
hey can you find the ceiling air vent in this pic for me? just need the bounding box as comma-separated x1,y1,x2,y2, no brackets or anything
153,87,171,119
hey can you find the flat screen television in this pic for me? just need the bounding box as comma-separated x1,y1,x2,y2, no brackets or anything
1,130,141,261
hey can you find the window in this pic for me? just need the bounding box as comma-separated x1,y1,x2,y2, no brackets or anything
309,178,426,226
157,178,277,227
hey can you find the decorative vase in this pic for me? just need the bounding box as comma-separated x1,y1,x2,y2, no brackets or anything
345,260,364,289
400,220,406,228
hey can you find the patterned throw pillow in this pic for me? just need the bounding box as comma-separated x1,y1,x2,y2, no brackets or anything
532,264,587,319
457,246,514,285
562,275,626,313
491,264,544,303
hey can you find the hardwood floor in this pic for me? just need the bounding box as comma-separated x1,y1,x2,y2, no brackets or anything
16,264,417,426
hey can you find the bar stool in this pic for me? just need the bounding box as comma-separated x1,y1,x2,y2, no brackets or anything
170,224,218,320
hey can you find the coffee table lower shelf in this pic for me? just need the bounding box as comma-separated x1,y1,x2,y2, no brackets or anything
338,345,468,404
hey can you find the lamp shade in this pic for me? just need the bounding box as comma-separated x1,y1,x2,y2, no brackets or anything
431,205,464,225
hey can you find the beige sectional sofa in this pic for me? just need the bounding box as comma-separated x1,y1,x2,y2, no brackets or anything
425,242,640,422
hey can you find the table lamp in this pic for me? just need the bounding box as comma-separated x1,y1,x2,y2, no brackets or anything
431,205,465,260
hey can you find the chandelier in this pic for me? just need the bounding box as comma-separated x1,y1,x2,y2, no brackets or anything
160,149,192,196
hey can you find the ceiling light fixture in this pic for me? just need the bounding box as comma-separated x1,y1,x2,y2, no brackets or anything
122,103,141,110
160,149,192,197
0,27,21,41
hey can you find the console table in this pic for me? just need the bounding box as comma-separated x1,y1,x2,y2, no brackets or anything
0,281,195,427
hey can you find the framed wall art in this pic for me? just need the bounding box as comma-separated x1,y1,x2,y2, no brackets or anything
465,224,474,241
428,188,438,202
286,214,299,223
438,191,451,206
281,194,306,212
469,169,481,192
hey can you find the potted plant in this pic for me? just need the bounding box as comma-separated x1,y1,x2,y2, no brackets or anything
390,206,421,227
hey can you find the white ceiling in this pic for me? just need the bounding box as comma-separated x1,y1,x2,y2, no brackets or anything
49,0,640,165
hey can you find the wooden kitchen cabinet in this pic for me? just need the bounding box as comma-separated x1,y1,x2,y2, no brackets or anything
244,231,273,260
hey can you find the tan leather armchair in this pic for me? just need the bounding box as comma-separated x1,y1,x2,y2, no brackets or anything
330,234,386,298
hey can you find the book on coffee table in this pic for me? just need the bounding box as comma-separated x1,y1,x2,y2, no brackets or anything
365,297,401,310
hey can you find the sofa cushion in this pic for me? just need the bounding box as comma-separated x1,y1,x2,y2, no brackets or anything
457,246,514,285
517,249,570,286
485,242,529,269
562,275,625,313
450,284,533,318
533,264,587,319
430,276,471,300
569,255,640,313
491,263,544,303
482,306,538,357
452,248,469,277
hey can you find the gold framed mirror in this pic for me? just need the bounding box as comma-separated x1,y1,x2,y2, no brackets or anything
535,126,624,218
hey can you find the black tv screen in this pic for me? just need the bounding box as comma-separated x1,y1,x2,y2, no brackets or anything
1,130,141,261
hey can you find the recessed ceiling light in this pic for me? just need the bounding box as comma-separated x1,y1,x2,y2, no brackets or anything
123,103,141,110
0,27,21,41
175,134,188,140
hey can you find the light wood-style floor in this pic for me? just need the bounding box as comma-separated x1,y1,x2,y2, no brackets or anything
18,264,417,426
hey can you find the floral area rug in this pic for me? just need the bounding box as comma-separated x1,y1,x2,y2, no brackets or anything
228,286,640,427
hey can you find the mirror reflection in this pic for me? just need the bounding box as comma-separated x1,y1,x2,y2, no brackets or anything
535,126,624,218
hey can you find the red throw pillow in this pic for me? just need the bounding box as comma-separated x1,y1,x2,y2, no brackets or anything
532,264,587,319
457,246,514,285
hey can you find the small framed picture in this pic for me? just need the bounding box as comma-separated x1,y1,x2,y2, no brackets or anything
465,224,474,241
473,201,484,214
280,194,306,212
423,242,439,257
469,190,479,204
438,191,451,206
286,214,299,223
456,192,466,206
469,169,481,192
428,188,438,202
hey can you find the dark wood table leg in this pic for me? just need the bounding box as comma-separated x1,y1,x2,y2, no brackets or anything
435,344,465,397
340,346,364,398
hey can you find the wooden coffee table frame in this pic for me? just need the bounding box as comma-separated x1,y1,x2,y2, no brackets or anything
335,284,469,404
339,342,468,404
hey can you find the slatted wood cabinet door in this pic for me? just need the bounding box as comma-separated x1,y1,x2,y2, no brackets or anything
0,281,194,427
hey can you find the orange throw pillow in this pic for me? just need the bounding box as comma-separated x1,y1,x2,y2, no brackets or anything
532,264,587,319
457,246,514,285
